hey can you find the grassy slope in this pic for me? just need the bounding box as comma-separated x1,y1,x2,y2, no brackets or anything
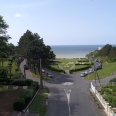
85,62,116,80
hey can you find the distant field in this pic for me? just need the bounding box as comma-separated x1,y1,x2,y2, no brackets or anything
56,58,78,70
85,62,116,80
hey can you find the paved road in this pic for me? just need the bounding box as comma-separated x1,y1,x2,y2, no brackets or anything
20,60,116,116
44,73,100,116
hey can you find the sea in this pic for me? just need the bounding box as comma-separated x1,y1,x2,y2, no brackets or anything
51,45,105,58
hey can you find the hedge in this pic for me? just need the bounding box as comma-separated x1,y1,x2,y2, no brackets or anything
13,98,25,111
30,81,39,90
12,79,27,86
109,78,116,82
19,93,29,104
24,89,35,99
13,80,39,111
69,65,91,74
75,62,93,65
49,66,64,73
26,79,33,86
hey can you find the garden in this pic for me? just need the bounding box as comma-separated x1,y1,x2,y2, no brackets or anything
49,58,92,74
98,78,116,110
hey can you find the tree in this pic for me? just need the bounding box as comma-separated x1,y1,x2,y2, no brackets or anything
109,46,116,61
0,15,12,59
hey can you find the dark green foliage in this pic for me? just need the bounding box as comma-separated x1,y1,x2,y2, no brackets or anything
0,67,8,78
75,62,93,65
31,81,39,90
13,98,25,111
19,93,29,103
12,79,27,86
24,89,35,99
49,66,64,72
12,72,22,79
109,78,116,82
26,79,33,86
13,80,39,111
86,44,116,62
0,16,15,58
12,79,34,86
15,68,19,72
69,65,91,74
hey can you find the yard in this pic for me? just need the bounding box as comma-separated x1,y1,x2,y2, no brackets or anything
0,87,24,116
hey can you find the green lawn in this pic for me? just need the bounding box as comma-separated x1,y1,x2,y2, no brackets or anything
1,60,21,78
56,58,78,70
29,87,49,116
85,62,116,80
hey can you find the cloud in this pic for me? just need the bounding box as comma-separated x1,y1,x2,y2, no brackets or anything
15,13,22,18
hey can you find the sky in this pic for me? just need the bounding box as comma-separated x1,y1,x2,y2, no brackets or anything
0,0,116,46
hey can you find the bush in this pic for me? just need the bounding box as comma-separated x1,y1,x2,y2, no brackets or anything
12,72,22,78
12,79,27,86
0,67,8,78
15,68,19,72
13,98,25,111
24,89,35,99
31,81,39,90
26,79,33,86
19,93,29,104
69,65,91,74
109,78,116,82
0,78,8,82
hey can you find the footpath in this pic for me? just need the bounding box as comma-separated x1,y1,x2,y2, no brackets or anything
12,60,39,116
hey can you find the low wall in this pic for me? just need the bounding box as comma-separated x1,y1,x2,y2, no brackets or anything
90,82,116,116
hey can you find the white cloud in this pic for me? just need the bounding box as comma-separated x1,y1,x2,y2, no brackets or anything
15,13,22,18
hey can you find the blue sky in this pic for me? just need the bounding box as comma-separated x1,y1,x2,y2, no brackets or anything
0,0,116,46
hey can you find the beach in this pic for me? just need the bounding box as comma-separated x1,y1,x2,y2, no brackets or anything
51,45,104,58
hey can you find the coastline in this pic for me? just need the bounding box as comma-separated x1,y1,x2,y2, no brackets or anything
51,45,103,59
55,54,86,59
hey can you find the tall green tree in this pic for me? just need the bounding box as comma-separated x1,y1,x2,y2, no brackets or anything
0,15,12,59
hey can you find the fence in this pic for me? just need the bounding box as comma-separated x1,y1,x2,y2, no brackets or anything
90,82,116,116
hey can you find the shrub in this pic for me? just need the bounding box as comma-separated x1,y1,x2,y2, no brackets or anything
12,79,27,86
0,67,8,78
19,93,29,104
24,89,35,99
109,78,116,82
26,79,33,86
31,81,39,90
13,98,25,111
12,72,22,78
15,68,19,72
49,66,64,73
69,65,91,74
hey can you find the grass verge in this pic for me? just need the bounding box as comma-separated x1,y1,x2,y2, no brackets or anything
29,87,49,116
85,62,116,80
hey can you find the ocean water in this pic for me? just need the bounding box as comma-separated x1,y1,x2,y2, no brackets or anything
51,45,105,58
